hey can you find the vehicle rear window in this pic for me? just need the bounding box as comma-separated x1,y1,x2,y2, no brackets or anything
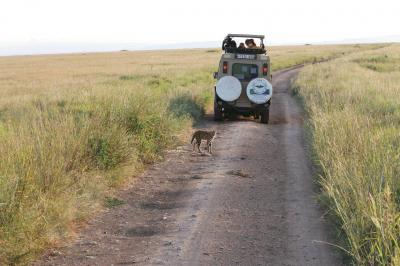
232,64,258,81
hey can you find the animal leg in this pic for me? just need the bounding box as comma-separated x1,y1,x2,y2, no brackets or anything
197,141,201,153
206,140,210,153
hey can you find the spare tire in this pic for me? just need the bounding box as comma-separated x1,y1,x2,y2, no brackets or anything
216,76,242,102
246,78,273,104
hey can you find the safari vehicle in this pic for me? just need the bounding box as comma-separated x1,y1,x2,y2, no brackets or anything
213,34,272,123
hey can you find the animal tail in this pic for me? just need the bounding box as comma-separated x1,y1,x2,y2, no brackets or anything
191,134,195,144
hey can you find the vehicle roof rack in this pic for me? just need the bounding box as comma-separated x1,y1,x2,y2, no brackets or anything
226,33,265,39
224,47,266,55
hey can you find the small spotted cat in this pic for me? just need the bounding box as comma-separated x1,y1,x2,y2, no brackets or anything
191,130,216,154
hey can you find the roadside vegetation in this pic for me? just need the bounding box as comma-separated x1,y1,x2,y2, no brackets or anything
0,50,214,264
293,44,400,265
0,44,384,264
269,43,386,70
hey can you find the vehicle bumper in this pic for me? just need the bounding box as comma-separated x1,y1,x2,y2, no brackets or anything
215,97,270,115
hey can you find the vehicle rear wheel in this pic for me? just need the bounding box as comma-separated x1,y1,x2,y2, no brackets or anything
260,108,269,124
214,100,223,121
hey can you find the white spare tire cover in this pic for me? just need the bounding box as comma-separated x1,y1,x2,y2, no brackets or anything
216,76,242,102
246,78,273,104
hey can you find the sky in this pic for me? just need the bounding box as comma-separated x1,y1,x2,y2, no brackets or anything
0,0,399,55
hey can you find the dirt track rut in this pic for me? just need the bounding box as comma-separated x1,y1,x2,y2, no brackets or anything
37,67,342,266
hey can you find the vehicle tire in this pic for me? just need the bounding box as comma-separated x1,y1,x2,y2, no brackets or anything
214,100,223,121
260,108,269,124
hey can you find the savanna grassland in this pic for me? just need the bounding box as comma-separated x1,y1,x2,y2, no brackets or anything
0,49,215,265
0,43,388,264
293,43,400,265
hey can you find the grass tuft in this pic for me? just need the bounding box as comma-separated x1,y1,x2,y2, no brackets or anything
104,197,125,208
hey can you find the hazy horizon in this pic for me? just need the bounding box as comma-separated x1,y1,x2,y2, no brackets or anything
1,35,400,57
1,0,399,56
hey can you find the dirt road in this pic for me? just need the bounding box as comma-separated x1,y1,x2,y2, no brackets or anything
38,67,342,265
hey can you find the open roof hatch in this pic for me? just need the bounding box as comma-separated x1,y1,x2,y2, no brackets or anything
222,34,266,55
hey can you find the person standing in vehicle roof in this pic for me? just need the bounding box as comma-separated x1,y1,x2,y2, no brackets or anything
245,39,258,49
223,37,237,49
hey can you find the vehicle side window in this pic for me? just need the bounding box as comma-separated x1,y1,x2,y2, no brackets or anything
232,64,258,81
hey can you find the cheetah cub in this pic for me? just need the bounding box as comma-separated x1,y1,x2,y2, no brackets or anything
191,130,216,154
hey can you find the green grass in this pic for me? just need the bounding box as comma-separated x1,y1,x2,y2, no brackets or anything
104,197,125,208
293,43,400,265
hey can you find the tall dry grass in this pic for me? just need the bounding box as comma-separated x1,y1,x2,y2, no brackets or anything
293,44,400,265
0,44,383,264
0,49,214,264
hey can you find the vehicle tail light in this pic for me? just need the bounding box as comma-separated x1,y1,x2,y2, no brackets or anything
223,61,228,73
262,64,268,75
